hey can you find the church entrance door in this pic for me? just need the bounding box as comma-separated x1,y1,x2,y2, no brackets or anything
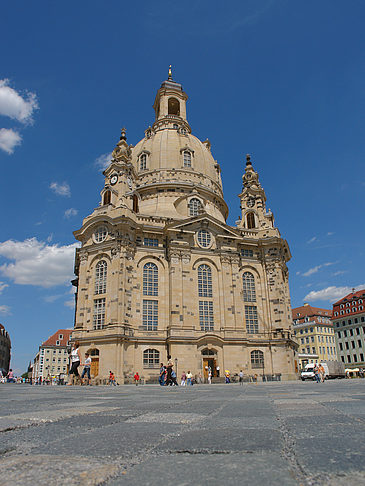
203,358,216,379
88,348,100,378
90,358,99,377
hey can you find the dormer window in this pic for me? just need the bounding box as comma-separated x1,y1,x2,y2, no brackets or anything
59,334,63,340
183,151,192,167
140,154,147,170
180,128,187,135
189,198,202,216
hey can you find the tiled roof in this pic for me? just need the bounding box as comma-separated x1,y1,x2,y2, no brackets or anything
0,323,4,330
292,304,331,319
333,289,365,306
42,329,72,347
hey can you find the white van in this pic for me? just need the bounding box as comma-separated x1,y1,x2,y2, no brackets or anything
301,363,329,381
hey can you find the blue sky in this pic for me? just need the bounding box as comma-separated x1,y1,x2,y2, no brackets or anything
1,0,364,374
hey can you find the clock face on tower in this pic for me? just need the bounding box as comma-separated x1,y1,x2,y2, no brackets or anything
110,174,118,185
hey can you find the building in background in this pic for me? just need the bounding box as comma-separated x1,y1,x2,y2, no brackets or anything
32,329,72,382
0,323,11,375
332,289,365,370
71,70,298,383
292,303,337,368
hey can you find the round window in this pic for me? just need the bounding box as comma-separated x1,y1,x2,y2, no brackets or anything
197,229,212,248
94,226,108,243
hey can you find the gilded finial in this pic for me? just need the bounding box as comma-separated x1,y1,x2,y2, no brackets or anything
246,154,252,166
120,127,127,141
168,65,172,80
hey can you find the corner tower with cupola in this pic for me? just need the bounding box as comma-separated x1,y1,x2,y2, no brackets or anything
72,69,298,383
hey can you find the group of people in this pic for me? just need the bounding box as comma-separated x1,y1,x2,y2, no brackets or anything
0,369,15,383
68,342,92,386
313,363,326,383
159,356,179,386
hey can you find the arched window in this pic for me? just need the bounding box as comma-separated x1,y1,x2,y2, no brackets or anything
95,260,107,294
198,263,214,331
133,194,139,213
198,264,212,297
103,190,111,206
251,350,264,368
143,349,160,368
189,198,202,216
143,263,158,296
183,151,191,167
243,272,256,302
168,97,180,115
140,154,147,170
247,212,256,229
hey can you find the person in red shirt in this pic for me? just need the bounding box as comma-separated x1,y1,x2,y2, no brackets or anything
134,372,140,386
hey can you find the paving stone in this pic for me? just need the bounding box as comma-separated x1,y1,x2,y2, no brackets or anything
2,381,365,485
160,427,281,453
0,454,118,486
107,452,297,486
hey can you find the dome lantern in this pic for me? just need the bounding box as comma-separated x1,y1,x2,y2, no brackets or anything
153,68,189,126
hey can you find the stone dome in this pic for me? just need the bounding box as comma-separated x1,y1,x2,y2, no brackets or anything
131,129,221,191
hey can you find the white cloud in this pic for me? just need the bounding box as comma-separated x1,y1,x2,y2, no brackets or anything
304,284,365,303
43,294,63,303
307,236,317,244
50,182,71,197
0,305,11,315
332,270,347,277
64,298,75,308
302,262,336,277
95,152,112,170
0,282,8,294
0,79,38,124
0,128,22,154
64,208,78,219
0,238,80,288
327,232,334,236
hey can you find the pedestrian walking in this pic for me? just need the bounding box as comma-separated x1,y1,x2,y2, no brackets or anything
239,370,244,385
208,368,212,384
109,371,117,385
181,371,186,386
318,364,325,383
313,363,320,383
134,372,140,386
216,366,220,377
186,370,193,385
171,369,178,386
68,342,81,385
81,353,92,385
225,370,231,383
6,369,14,383
159,363,166,386
165,355,173,386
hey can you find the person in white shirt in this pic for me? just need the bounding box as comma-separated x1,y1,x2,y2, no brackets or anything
68,342,81,385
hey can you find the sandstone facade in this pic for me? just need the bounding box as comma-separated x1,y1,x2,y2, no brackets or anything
72,72,298,383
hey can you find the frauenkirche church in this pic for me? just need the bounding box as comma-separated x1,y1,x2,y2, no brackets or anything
72,69,298,382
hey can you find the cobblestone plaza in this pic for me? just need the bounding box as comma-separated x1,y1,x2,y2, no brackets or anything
1,380,365,485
